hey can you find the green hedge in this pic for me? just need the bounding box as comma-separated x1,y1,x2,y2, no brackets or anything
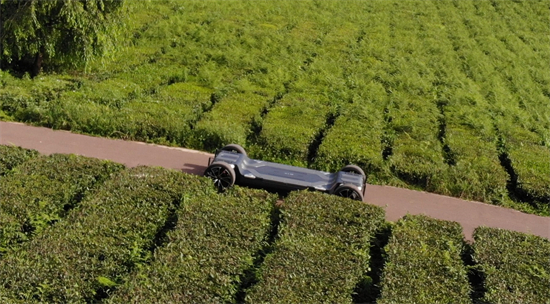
377,3,447,192
191,92,272,151
432,75,511,206
499,123,550,205
0,145,39,176
0,72,74,122
444,126,508,204
254,93,333,166
1,0,549,215
108,187,276,303
245,191,385,303
378,214,470,304
0,166,212,303
0,154,123,254
473,227,550,304
388,93,446,191
313,82,391,184
70,78,143,108
38,81,213,146
442,0,549,208
314,104,385,175
509,143,550,204
0,72,213,147
457,0,550,138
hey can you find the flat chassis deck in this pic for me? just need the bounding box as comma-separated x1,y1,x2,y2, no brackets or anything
207,151,366,195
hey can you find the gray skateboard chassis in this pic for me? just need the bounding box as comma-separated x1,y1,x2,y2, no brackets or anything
203,144,366,201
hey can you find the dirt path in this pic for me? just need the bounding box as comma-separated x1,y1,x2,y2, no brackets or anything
1,121,548,241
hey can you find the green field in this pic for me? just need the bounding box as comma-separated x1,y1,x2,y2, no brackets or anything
0,0,548,214
0,145,548,303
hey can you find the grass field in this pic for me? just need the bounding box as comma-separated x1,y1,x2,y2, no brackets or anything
0,0,548,214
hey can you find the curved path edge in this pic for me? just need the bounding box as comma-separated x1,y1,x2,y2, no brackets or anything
1,121,548,241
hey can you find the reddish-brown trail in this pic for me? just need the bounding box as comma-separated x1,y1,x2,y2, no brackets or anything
1,121,548,241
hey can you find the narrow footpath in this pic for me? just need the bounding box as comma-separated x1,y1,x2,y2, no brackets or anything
1,121,548,241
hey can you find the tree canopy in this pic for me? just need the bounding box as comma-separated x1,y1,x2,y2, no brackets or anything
0,0,125,76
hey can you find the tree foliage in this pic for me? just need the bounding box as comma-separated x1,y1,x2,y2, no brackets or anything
0,0,125,76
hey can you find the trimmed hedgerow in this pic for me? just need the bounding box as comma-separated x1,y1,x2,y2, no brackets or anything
0,0,548,215
254,93,333,166
378,214,470,304
509,142,550,205
444,126,509,204
497,121,550,206
0,153,123,254
245,191,385,304
433,75,511,206
0,166,213,303
0,145,39,176
108,187,277,303
387,92,447,191
190,92,272,151
473,227,550,304
0,72,75,123
44,81,213,146
313,83,388,183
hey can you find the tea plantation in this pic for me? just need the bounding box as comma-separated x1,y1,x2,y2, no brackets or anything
0,145,548,303
0,0,548,215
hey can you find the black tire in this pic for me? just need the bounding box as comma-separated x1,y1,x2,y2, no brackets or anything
333,184,364,201
221,144,247,156
340,164,366,181
204,161,236,191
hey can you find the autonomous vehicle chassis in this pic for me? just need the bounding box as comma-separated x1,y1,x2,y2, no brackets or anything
203,144,366,201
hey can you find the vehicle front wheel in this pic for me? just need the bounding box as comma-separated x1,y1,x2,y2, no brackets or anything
221,144,247,156
332,184,364,201
204,161,236,191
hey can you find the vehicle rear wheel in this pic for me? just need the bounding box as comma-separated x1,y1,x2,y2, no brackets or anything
221,144,247,156
340,164,366,181
333,184,364,201
204,161,236,191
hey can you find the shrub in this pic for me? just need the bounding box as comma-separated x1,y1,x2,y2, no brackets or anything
0,154,123,254
254,93,332,166
378,214,470,304
0,145,39,176
0,0,548,215
313,81,392,184
191,92,271,151
75,78,143,108
245,191,385,303
0,166,212,303
473,227,550,304
433,78,510,205
108,187,277,303
499,122,550,205
0,73,74,121
443,126,508,204
313,105,385,179
509,143,550,205
43,81,212,146
387,93,446,191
